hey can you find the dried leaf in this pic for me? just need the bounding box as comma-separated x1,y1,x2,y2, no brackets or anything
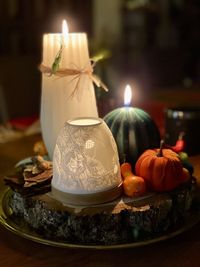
24,169,53,183
4,155,53,197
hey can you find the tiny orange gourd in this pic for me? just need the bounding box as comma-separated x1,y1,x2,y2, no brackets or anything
135,140,188,192
121,162,133,179
123,175,146,197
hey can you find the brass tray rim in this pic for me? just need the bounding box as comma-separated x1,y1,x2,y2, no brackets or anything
0,186,200,250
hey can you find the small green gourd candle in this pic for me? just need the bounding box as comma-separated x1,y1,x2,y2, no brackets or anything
104,85,160,167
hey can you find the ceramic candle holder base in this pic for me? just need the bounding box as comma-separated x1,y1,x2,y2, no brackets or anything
51,183,123,206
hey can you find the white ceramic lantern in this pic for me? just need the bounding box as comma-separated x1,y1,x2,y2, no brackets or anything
52,117,122,205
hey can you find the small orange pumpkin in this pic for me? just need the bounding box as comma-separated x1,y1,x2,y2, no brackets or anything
135,141,187,192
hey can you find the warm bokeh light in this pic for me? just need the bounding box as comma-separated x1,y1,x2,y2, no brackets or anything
124,84,132,106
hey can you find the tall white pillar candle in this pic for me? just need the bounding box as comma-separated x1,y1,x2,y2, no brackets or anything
41,20,98,158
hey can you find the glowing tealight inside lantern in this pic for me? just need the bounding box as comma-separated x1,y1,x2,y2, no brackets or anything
104,85,160,166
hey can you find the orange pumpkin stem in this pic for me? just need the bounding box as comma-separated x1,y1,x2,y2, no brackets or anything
157,140,164,157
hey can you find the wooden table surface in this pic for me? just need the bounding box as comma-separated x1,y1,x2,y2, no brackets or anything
0,134,200,267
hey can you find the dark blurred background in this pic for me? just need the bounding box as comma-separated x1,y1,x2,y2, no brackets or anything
0,0,199,124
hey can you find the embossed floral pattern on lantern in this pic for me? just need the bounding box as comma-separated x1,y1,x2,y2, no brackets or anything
52,118,122,194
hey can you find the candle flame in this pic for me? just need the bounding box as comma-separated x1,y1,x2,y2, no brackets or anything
62,20,69,40
124,84,132,106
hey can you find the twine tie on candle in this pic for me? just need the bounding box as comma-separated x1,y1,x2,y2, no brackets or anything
39,62,108,97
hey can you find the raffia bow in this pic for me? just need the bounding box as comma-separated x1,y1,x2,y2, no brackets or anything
39,63,108,97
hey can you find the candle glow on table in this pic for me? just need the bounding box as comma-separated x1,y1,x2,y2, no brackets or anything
104,85,160,166
40,20,98,158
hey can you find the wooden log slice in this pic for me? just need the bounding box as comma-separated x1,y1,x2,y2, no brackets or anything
9,180,196,245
